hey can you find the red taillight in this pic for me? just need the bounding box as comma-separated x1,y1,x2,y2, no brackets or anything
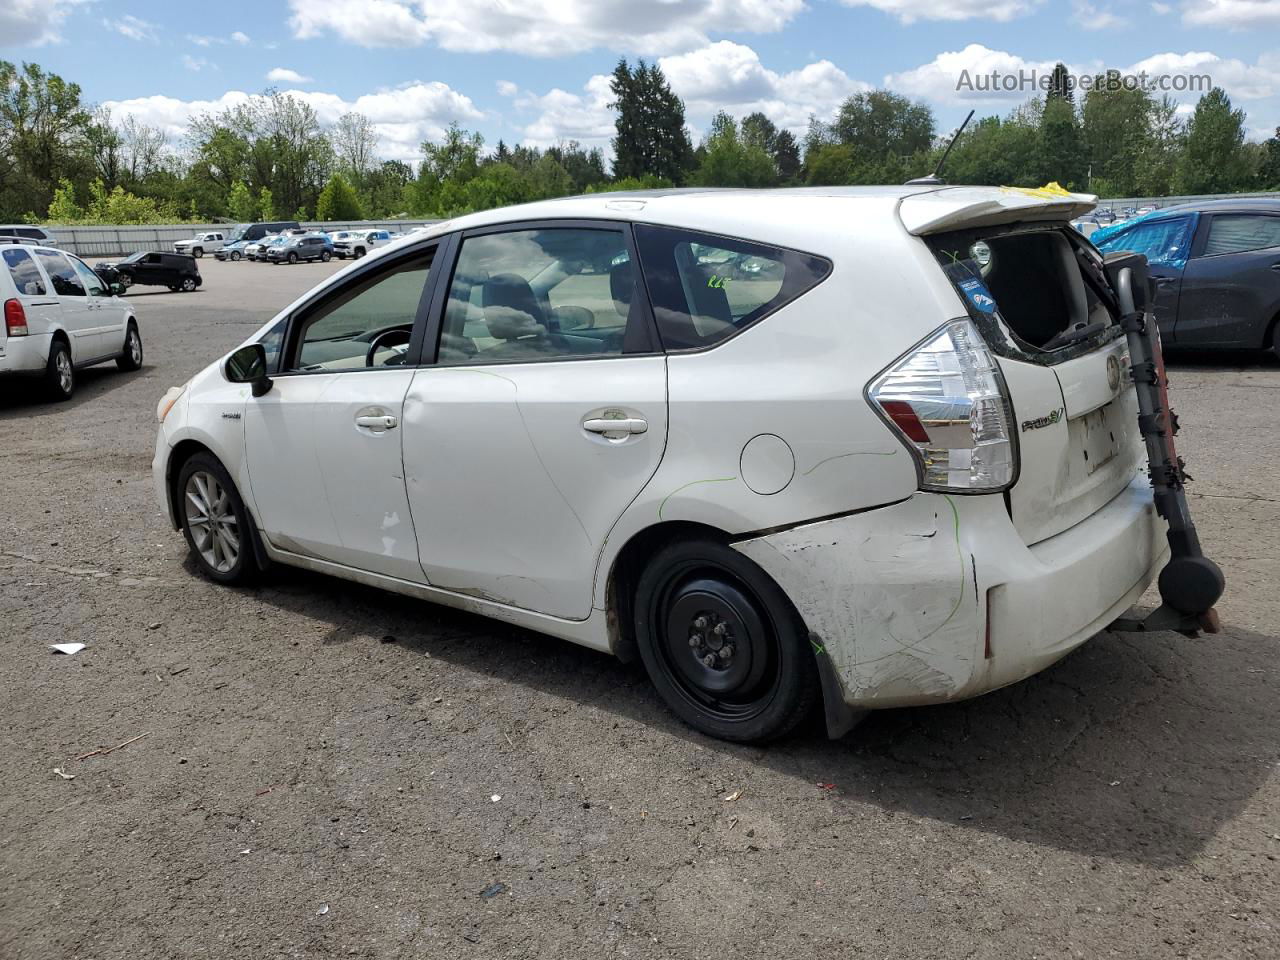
878,399,930,443
4,298,28,337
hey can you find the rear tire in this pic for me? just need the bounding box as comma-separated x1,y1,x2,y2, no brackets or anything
116,323,143,371
181,276,197,292
176,452,259,586
288,252,299,264
44,340,75,401
633,537,819,743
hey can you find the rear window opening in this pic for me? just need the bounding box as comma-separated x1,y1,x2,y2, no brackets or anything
929,225,1122,363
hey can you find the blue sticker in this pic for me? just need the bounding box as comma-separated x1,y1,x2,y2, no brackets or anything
959,277,997,314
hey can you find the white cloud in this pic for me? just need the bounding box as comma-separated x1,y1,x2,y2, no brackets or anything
659,41,866,133
231,31,251,45
287,0,805,56
0,0,82,46
886,44,1064,105
110,15,159,42
188,31,253,46
514,42,867,152
182,55,210,72
105,83,483,163
835,0,1039,23
266,67,314,84
496,80,519,97
1150,2,1171,12
1072,0,1127,29
1182,0,1280,28
1125,50,1280,100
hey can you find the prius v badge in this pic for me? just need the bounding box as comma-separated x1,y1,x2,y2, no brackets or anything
1021,408,1063,432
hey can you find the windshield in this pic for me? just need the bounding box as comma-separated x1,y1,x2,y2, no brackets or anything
121,252,145,263
227,226,249,243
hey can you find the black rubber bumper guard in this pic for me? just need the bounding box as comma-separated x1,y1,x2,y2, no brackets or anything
1107,265,1224,638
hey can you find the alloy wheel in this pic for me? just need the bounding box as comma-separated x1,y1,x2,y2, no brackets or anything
184,471,240,574
55,350,73,395
128,330,142,365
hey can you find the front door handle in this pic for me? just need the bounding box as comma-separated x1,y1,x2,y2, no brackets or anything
583,416,647,435
355,414,398,430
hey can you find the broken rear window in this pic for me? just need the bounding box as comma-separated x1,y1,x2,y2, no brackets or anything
928,226,1122,364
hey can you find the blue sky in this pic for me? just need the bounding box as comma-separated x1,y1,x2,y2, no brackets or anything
3,0,1278,164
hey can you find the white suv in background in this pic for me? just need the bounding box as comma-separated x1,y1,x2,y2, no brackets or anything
0,225,59,247
1,242,143,401
332,229,392,259
154,186,1181,743
173,232,226,258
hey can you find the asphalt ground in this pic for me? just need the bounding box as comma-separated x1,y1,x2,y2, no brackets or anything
1,255,1278,959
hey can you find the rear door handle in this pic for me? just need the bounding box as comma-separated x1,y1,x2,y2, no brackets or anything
355,414,398,430
583,416,647,435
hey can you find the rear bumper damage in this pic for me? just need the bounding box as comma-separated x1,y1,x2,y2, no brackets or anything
734,475,1166,720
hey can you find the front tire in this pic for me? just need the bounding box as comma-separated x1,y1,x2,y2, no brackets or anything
354,247,366,259
321,250,332,262
633,538,819,743
192,248,203,258
177,453,258,585
288,252,299,264
116,323,143,371
231,251,242,261
44,340,75,401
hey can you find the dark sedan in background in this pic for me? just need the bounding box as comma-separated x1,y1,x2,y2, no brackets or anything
1092,198,1280,353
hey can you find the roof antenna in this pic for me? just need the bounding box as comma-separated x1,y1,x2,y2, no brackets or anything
906,109,975,186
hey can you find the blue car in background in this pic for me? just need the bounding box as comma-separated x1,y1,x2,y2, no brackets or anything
214,239,252,261
1091,198,1280,353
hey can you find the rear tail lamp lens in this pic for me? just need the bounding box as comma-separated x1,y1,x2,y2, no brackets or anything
868,319,1016,492
4,298,29,336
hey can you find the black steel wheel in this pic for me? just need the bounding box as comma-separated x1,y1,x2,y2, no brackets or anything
634,538,819,742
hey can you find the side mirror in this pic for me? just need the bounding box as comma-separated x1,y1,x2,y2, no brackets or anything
225,343,273,397
110,282,126,296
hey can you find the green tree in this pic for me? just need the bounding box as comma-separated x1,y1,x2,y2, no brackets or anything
227,181,257,221
258,186,275,220
804,143,856,185
831,90,935,161
1259,127,1280,190
1175,87,1249,194
692,112,777,187
1037,96,1087,189
773,129,802,183
0,61,92,221
46,179,83,223
315,173,364,220
610,59,693,183
1082,74,1154,196
1047,63,1075,107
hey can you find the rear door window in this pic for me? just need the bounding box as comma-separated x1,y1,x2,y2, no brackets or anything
34,249,85,297
1202,215,1280,257
2,247,47,296
69,257,107,297
1095,217,1195,266
633,225,830,350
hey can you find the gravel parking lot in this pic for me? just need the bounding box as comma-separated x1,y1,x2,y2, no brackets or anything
2,256,1278,959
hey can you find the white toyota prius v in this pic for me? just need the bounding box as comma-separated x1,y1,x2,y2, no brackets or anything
153,185,1221,743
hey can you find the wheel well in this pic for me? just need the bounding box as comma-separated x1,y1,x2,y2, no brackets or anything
165,440,214,530
50,329,70,348
605,521,732,663
1265,309,1280,352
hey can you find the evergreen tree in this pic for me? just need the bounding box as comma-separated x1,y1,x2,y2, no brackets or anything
1047,63,1074,107
610,59,693,183
1038,96,1087,189
1175,88,1249,194
315,173,364,220
773,129,802,183
1260,127,1280,190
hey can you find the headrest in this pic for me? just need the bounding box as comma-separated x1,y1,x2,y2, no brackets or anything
482,273,545,340
610,261,633,319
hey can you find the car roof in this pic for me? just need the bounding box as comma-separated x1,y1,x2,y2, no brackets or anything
406,184,1099,251
1141,197,1280,218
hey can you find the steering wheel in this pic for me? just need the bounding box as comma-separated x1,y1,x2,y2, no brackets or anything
365,328,412,367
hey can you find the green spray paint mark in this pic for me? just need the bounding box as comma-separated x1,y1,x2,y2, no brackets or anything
657,477,736,520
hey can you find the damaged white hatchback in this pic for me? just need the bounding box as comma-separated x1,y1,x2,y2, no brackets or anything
153,185,1220,743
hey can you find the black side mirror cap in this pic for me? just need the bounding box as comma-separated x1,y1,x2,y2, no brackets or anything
225,342,273,396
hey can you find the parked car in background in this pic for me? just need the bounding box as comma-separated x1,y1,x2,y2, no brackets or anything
215,239,252,261
2,243,142,400
225,221,301,249
332,229,393,259
154,185,1172,743
97,251,202,293
1091,198,1280,353
173,231,227,258
265,233,334,264
245,236,279,261
0,225,58,247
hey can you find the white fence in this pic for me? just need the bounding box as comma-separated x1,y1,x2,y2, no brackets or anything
47,220,440,257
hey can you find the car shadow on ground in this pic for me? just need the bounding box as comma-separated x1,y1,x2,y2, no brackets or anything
0,363,141,418
1164,348,1278,370
240,562,1278,869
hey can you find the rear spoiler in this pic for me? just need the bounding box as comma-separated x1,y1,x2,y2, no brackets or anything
899,185,1098,236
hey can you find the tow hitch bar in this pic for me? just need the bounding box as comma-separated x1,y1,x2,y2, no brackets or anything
1106,260,1224,639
